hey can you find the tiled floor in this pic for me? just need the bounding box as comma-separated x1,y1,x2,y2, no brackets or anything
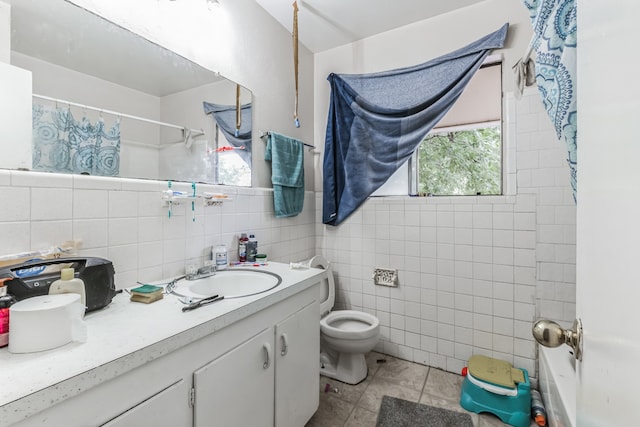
306,352,536,427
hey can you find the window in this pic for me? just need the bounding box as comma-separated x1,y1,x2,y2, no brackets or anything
214,126,251,187
416,123,501,196
415,61,503,196
373,60,503,197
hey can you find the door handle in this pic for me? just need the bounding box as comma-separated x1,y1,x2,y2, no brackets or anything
532,318,583,361
262,343,272,369
280,333,289,356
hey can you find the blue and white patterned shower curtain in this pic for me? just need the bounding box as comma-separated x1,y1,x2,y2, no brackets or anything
32,104,121,176
522,0,577,199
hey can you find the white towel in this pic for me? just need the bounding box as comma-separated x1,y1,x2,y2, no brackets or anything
513,56,536,100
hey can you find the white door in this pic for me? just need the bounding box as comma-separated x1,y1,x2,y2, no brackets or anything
577,1,640,425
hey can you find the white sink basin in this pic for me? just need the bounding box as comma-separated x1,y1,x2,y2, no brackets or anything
173,269,282,299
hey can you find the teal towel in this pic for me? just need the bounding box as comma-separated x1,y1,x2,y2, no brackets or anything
265,132,304,218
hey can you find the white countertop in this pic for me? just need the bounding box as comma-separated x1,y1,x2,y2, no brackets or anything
0,262,325,425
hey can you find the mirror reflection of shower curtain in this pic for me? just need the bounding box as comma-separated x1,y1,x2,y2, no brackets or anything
32,104,121,176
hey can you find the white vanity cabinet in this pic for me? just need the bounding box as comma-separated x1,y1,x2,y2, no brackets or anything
192,299,319,427
7,272,321,427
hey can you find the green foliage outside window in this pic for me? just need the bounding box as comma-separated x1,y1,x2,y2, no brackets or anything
219,154,251,186
417,126,501,196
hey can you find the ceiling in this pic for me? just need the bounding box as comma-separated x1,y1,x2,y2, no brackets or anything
7,0,225,97
254,0,489,53
6,0,489,94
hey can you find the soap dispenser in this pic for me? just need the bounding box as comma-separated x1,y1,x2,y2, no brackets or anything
49,268,86,314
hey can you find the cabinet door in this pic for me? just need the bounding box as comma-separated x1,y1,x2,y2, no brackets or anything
101,379,191,427
193,327,274,427
275,301,319,427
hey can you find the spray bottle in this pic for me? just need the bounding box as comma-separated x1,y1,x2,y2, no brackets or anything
531,389,547,426
247,234,258,262
238,233,248,262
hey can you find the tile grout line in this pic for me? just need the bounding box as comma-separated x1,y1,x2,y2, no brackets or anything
341,380,361,427
345,355,388,426
340,366,372,427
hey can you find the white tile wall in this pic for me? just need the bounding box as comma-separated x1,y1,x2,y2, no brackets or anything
0,171,316,289
511,92,576,330
316,89,576,379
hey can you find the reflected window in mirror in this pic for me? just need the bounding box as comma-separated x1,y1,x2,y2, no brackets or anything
204,100,251,186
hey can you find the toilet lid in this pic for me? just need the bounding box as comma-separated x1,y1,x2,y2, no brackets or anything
309,255,334,316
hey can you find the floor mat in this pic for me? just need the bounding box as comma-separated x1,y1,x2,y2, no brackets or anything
376,395,474,427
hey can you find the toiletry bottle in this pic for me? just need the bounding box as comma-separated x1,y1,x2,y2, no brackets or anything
531,389,547,426
49,268,86,312
0,278,16,347
247,234,258,262
238,233,248,262
215,245,228,270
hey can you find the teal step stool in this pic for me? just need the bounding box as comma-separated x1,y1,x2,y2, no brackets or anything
459,355,531,427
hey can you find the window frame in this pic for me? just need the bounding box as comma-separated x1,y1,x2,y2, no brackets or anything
411,119,503,197
373,58,503,199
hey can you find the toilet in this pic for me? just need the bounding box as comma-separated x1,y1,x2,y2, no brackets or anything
310,255,380,385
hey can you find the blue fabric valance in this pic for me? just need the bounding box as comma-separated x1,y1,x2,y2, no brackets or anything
322,24,509,226
203,101,252,166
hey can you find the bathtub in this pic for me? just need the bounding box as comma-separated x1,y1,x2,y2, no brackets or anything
538,346,576,427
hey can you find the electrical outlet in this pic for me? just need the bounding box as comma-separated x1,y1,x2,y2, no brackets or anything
373,267,398,287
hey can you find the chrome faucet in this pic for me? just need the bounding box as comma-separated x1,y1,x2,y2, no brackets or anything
186,263,217,281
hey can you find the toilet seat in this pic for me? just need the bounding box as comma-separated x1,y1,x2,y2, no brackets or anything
308,255,335,316
320,310,379,340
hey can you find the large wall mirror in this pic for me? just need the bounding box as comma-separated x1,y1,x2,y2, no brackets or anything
6,0,252,186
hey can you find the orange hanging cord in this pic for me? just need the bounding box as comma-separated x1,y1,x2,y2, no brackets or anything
292,1,300,127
